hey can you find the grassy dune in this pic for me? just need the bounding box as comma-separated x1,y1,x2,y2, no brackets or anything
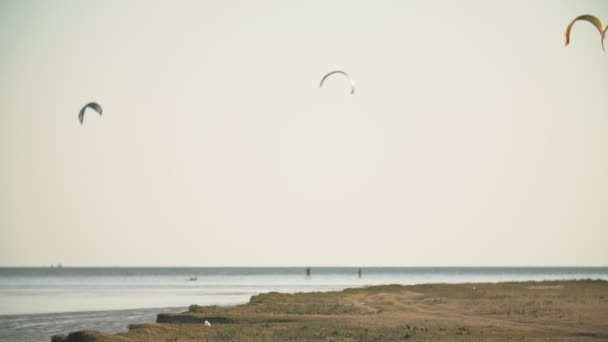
53,280,608,341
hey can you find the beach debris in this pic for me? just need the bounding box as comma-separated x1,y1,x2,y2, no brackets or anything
78,102,103,125
564,15,606,51
456,327,470,335
203,320,211,327
320,70,355,94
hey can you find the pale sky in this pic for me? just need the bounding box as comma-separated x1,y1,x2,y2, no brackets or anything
1,0,607,267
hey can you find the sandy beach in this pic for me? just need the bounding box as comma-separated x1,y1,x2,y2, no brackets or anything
52,279,608,341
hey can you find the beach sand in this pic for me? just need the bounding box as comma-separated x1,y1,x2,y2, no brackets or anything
53,280,608,341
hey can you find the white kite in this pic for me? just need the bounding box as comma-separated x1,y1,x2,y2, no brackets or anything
320,71,355,94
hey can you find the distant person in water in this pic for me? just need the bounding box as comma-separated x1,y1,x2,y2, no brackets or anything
306,267,311,278
358,268,362,279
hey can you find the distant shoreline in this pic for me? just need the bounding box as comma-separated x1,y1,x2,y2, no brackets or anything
2,266,608,316
3,276,608,317
2,265,608,268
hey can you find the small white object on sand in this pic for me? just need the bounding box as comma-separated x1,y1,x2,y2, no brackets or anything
203,320,211,327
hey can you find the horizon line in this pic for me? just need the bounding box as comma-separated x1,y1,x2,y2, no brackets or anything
1,265,607,268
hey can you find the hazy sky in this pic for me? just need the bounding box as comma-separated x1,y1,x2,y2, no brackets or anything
1,0,607,266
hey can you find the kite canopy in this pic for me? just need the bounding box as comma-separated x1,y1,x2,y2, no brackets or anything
78,102,103,124
320,70,355,95
564,15,606,51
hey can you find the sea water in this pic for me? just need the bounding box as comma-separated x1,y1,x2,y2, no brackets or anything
1,267,607,342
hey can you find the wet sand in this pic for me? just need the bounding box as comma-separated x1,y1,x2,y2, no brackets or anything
53,280,608,341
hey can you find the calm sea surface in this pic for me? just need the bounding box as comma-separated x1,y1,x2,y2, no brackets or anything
1,267,607,342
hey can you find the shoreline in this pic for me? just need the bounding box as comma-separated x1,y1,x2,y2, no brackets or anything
3,275,607,317
0,305,188,319
52,279,608,341
0,307,187,342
